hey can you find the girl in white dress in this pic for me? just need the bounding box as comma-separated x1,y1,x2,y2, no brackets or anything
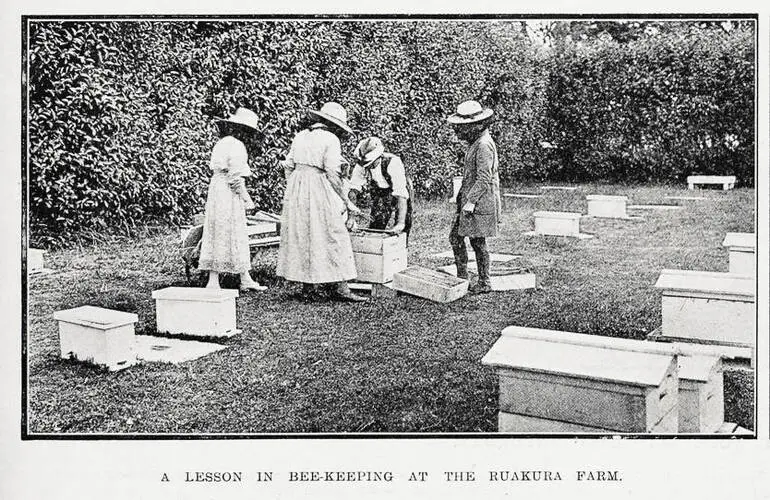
199,108,266,292
277,102,365,302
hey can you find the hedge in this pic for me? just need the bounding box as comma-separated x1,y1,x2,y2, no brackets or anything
27,20,754,246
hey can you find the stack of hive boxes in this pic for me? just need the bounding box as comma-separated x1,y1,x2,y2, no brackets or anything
482,326,740,434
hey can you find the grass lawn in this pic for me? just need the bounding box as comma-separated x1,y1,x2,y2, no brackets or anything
26,184,756,434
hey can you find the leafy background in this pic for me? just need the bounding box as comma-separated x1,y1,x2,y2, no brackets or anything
27,20,755,247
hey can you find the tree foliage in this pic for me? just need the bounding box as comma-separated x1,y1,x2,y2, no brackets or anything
27,20,754,246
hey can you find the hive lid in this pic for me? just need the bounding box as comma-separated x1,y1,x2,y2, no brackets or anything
532,211,582,220
53,305,138,329
586,195,628,201
151,287,239,301
722,232,755,251
679,356,720,382
394,266,467,287
482,336,675,387
654,269,754,299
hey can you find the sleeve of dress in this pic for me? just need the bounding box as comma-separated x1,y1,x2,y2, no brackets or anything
386,157,409,199
226,139,252,186
322,133,343,176
465,142,494,205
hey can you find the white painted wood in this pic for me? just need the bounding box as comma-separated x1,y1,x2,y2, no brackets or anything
449,176,463,202
722,232,755,276
498,412,608,433
678,356,723,433
533,211,582,236
28,248,46,271
53,306,138,371
482,336,676,388
392,266,468,302
496,365,677,432
353,248,408,283
350,232,406,255
152,287,239,337
540,186,578,191
246,221,277,236
586,195,628,218
500,326,678,356
655,270,755,346
627,204,682,210
665,195,706,201
687,175,736,190
134,336,227,364
438,266,535,291
504,193,542,199
655,269,755,301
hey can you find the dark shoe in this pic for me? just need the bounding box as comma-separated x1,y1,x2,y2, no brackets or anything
334,282,368,302
469,282,492,294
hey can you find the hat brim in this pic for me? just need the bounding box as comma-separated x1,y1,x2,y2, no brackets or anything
308,110,353,135
215,118,260,133
358,147,385,167
447,108,494,125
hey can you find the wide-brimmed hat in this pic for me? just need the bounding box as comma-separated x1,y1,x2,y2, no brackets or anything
447,100,494,125
308,102,353,135
354,137,385,166
216,107,260,133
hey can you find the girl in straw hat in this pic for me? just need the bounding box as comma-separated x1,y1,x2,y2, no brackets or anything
199,107,266,291
277,102,366,302
447,100,501,294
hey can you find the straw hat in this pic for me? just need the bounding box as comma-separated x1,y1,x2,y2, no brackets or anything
216,107,260,133
308,102,353,135
447,100,494,125
353,137,385,166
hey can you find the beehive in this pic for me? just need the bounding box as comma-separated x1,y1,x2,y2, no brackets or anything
53,306,138,371
392,266,468,303
722,232,755,276
678,356,724,433
152,287,239,337
586,195,628,218
350,231,407,283
532,211,583,237
483,329,679,433
655,269,755,347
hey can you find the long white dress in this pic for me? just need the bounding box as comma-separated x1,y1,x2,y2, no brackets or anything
276,126,357,283
198,136,252,274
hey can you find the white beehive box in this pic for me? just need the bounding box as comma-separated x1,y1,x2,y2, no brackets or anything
350,232,407,283
393,266,468,303
28,248,46,272
53,306,138,371
152,287,239,337
437,264,536,291
678,356,724,433
449,176,463,203
532,211,583,237
586,195,628,218
722,232,755,276
687,175,736,190
655,269,755,347
482,332,678,433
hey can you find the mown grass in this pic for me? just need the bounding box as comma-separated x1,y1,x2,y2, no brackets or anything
26,184,756,433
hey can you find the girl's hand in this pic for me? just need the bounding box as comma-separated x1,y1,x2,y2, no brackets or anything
244,199,256,211
346,202,362,215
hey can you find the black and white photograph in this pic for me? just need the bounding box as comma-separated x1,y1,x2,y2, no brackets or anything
3,3,769,499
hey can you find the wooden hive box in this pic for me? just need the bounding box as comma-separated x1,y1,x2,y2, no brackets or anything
687,175,736,190
655,269,755,347
437,263,536,291
722,232,755,276
678,356,724,433
482,330,678,433
586,195,628,218
350,231,407,283
53,306,138,371
533,211,582,237
152,287,239,337
392,266,468,303
28,248,46,272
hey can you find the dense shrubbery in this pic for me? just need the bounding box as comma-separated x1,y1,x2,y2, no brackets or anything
27,20,754,246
